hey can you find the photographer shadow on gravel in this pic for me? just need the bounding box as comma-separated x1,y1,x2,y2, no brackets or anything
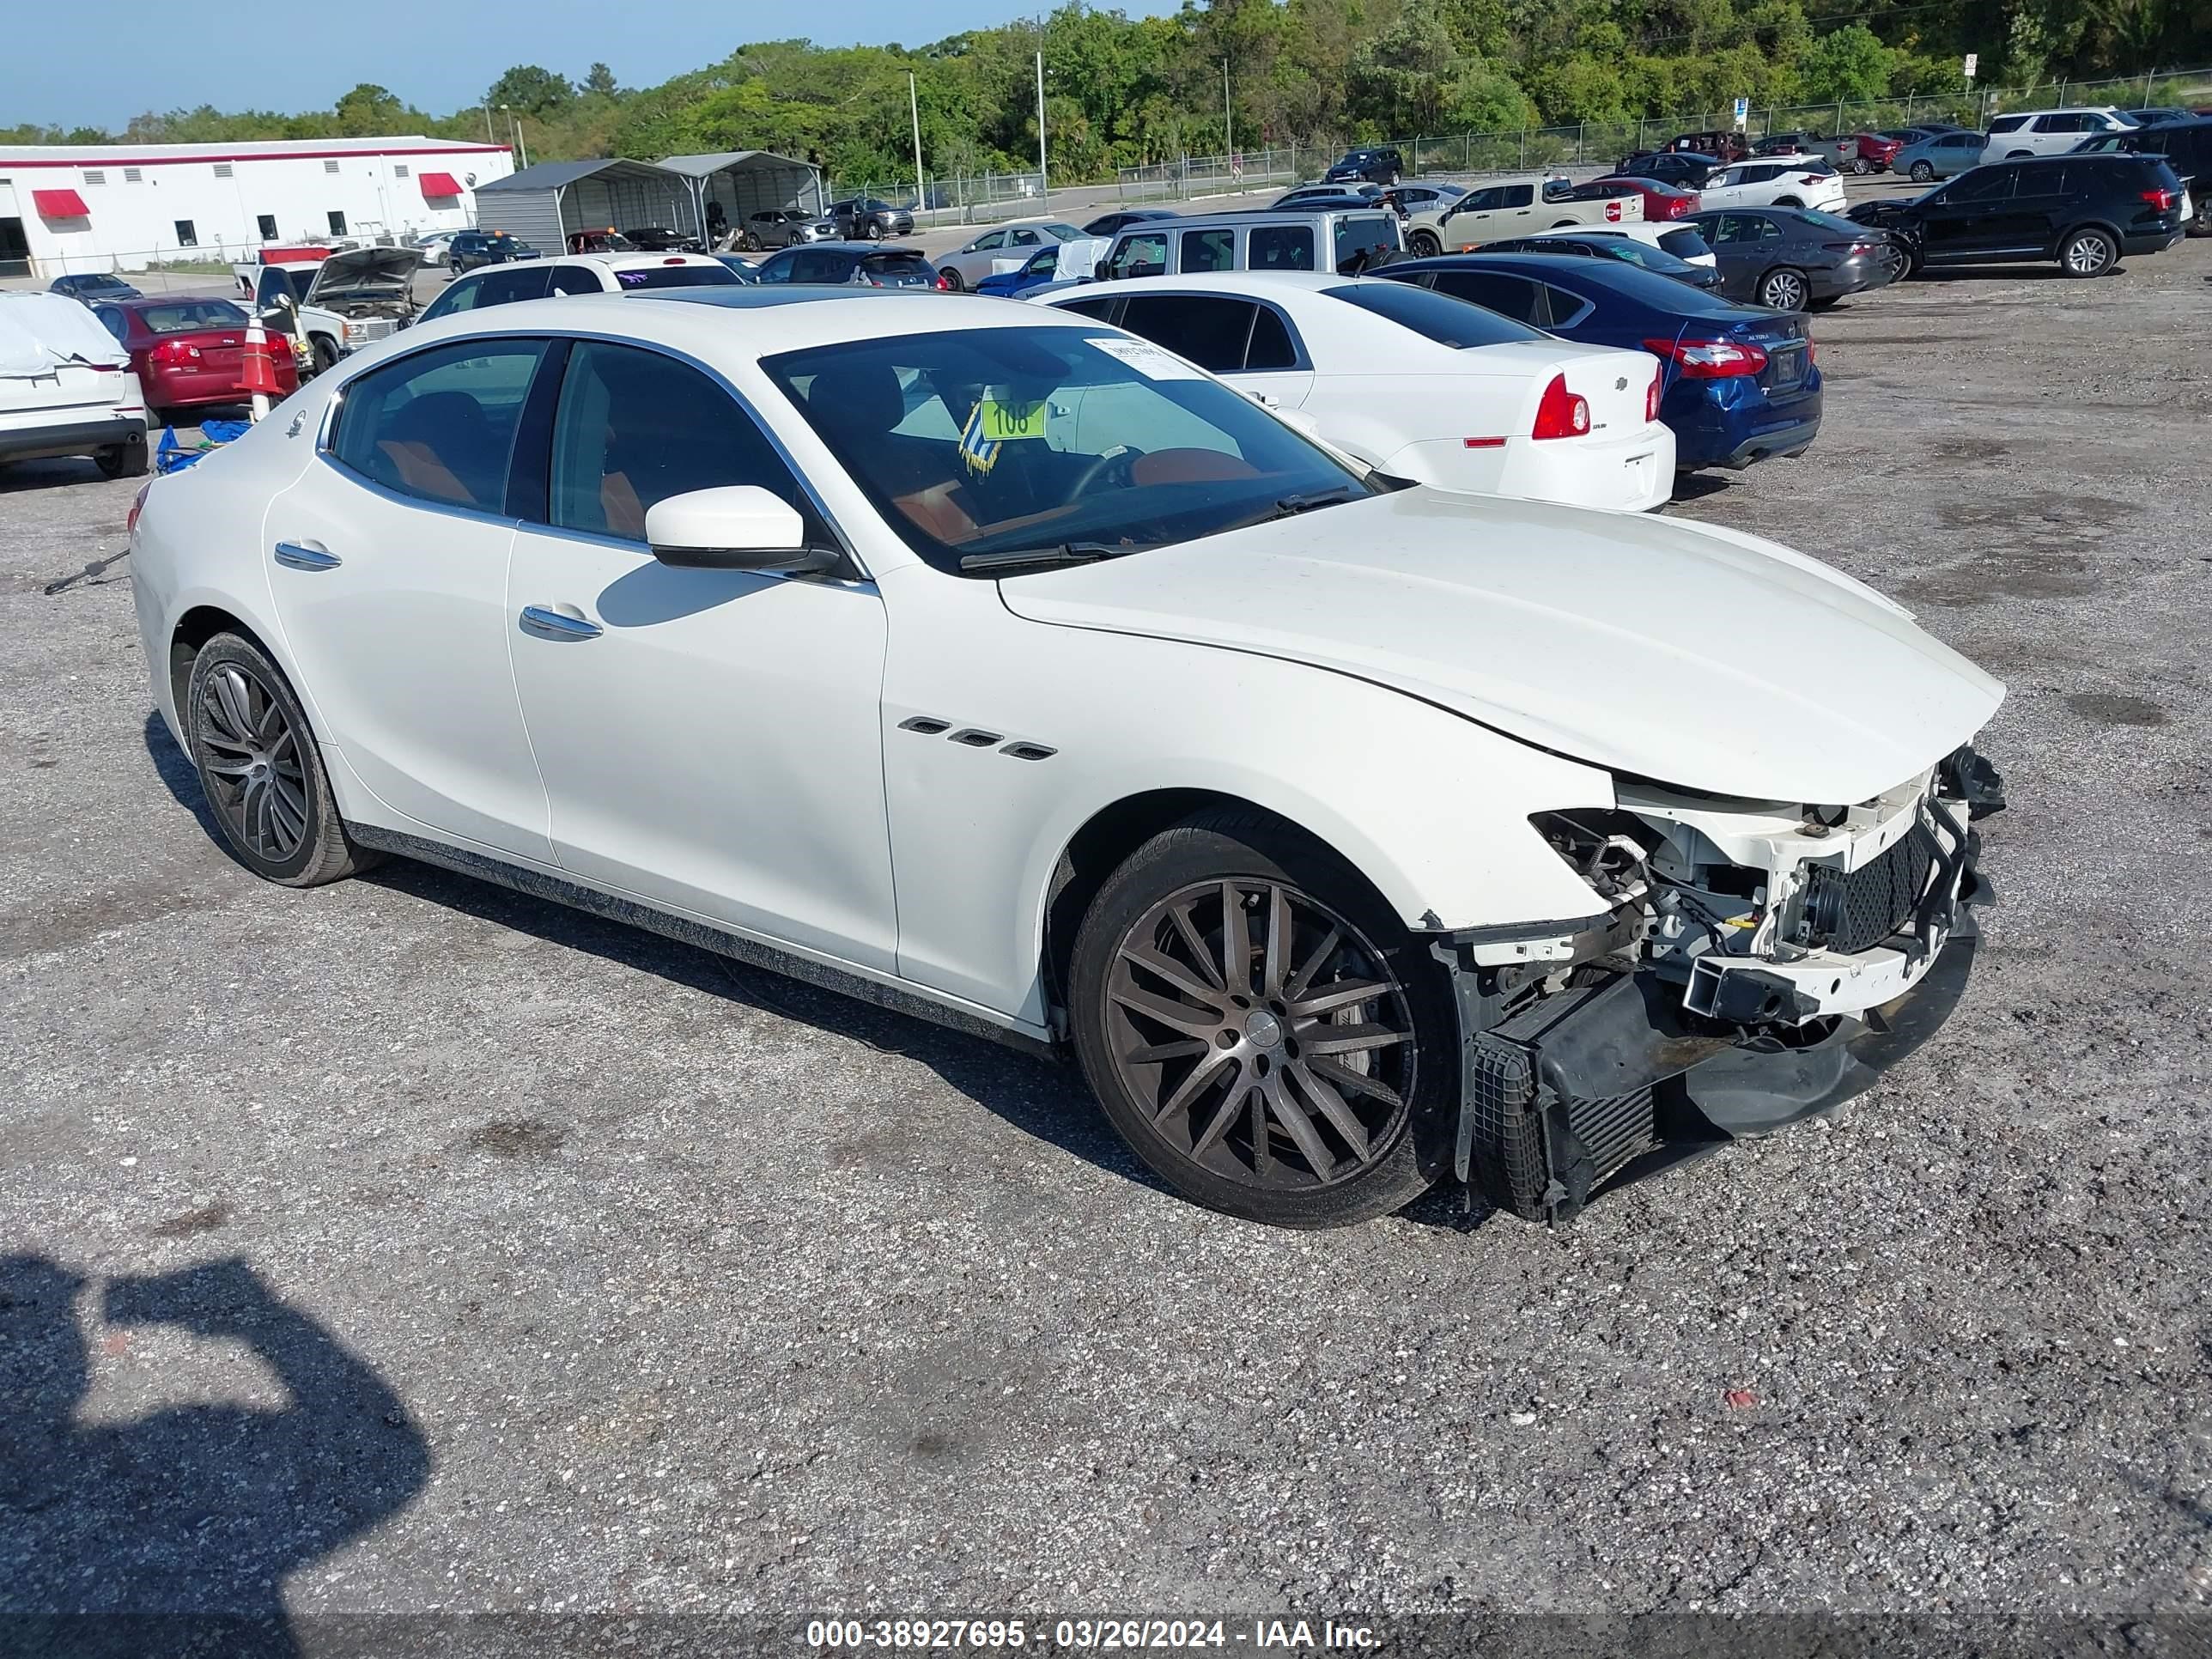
0,1255,429,1659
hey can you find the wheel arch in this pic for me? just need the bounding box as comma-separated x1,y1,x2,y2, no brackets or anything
2053,218,2124,258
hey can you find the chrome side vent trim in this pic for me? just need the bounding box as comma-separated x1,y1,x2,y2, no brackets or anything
898,716,951,735
948,729,1001,748
1001,742,1057,762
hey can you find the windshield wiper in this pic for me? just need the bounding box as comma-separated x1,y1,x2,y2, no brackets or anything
958,541,1127,574
1218,485,1364,535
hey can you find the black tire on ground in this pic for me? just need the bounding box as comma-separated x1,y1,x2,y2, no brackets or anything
143,405,168,432
1911,161,1936,183
1388,172,1401,186
2191,201,2212,237
1773,196,1802,208
1758,265,1809,310
738,232,761,252
1407,230,1442,257
95,436,149,479
1068,810,1454,1229
939,267,965,292
310,337,339,374
183,632,381,888
2058,227,2116,278
866,221,884,240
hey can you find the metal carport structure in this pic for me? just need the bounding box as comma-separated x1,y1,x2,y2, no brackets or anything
471,159,703,258
655,152,824,246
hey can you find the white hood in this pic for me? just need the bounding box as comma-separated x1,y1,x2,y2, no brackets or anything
998,489,2002,805
0,293,123,379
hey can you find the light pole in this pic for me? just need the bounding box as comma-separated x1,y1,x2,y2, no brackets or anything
1036,51,1048,196
1223,59,1232,161
909,72,927,216
483,105,495,144
501,105,529,170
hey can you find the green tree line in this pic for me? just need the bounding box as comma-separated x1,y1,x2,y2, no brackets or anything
6,0,2205,186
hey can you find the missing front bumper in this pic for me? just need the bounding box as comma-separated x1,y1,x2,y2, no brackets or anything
1441,907,1984,1226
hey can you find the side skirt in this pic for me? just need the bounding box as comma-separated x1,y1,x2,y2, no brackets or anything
346,822,1059,1061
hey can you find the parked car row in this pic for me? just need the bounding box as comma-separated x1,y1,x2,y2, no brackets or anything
123,279,2009,1228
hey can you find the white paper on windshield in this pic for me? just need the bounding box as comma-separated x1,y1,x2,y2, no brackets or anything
1088,337,1201,380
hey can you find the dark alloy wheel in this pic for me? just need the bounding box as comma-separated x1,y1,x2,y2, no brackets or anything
185,632,379,887
1407,229,1442,257
1071,815,1449,1227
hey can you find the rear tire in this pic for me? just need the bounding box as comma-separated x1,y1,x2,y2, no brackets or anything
1774,196,1803,208
1851,157,1870,175
1068,811,1453,1229
1758,265,1808,310
183,632,381,888
2059,227,2116,277
95,436,148,479
939,267,965,292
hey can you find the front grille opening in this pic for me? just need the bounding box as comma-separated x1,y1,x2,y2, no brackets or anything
1799,832,1934,954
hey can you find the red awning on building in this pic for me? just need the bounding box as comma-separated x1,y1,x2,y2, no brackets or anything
32,188,90,217
418,173,463,198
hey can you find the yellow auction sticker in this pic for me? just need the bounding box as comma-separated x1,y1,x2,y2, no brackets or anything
977,398,1048,441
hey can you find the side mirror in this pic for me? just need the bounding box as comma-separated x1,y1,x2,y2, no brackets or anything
644,485,840,574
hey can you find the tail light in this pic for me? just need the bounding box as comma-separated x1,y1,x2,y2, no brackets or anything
126,482,151,541
2140,187,2179,210
1644,336,1769,378
1644,368,1662,421
149,340,203,365
1821,241,1877,255
935,273,952,290
1798,174,1824,185
663,257,687,264
1531,374,1590,439
1659,197,1691,218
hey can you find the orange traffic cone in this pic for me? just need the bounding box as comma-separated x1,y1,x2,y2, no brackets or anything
240,317,282,422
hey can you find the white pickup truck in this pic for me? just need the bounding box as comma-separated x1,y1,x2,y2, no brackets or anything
234,247,419,374
1403,173,1645,256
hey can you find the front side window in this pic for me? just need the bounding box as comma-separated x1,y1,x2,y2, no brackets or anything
545,342,805,541
331,338,549,513
1246,225,1314,271
763,325,1370,574
472,264,555,307
1182,228,1235,272
755,251,796,283
1944,168,2015,203
1104,233,1169,278
418,274,488,322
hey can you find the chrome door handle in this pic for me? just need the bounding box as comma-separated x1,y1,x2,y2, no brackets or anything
274,541,340,570
520,605,603,641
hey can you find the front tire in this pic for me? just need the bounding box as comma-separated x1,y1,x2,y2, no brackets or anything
2059,227,2115,277
1407,229,1441,257
183,633,380,887
939,267,965,292
1068,812,1451,1229
310,337,339,374
1758,265,1808,309
1910,160,1936,183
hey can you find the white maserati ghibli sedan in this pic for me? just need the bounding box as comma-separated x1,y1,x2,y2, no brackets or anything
129,289,2005,1229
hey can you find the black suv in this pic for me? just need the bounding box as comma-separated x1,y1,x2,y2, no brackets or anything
448,230,539,273
623,227,705,252
1323,147,1404,186
828,198,917,240
2072,116,2212,234
1849,152,2187,277
1613,150,1717,190
752,243,942,289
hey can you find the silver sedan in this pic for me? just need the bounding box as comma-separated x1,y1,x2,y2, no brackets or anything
934,222,1085,290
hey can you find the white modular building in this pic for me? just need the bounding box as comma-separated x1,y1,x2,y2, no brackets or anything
0,137,515,277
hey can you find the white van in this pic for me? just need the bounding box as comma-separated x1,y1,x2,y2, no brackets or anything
0,293,149,479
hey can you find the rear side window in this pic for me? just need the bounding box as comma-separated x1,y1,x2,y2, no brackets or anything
1656,227,1711,260
544,341,805,541
1115,295,1267,374
1054,297,1118,321
549,265,602,296
1247,225,1315,271
1990,116,2028,133
1334,215,1397,271
1415,270,1552,328
331,338,550,513
1323,282,1546,347
1181,228,1235,272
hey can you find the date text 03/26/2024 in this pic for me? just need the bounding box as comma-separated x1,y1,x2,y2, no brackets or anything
807,1619,1379,1650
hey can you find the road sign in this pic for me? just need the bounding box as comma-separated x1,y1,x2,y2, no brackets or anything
1733,96,1750,129
1963,52,1978,80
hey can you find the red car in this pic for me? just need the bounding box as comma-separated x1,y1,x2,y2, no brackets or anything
1833,132,1905,174
89,295,298,424
1589,175,1701,219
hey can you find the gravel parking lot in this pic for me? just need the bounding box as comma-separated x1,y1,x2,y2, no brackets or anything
3,218,2209,1646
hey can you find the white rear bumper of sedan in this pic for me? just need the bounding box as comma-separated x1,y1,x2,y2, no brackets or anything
1385,420,1676,513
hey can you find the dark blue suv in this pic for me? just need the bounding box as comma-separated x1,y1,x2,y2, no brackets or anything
1376,253,1822,471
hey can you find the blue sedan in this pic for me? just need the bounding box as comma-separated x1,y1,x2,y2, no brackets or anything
975,243,1072,299
1893,129,1988,184
1375,253,1821,471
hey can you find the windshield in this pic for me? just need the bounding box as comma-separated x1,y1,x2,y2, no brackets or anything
763,325,1371,575
141,300,250,333
1321,281,1546,347
612,264,741,290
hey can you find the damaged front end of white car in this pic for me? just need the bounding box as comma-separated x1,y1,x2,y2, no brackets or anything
1433,745,2004,1223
